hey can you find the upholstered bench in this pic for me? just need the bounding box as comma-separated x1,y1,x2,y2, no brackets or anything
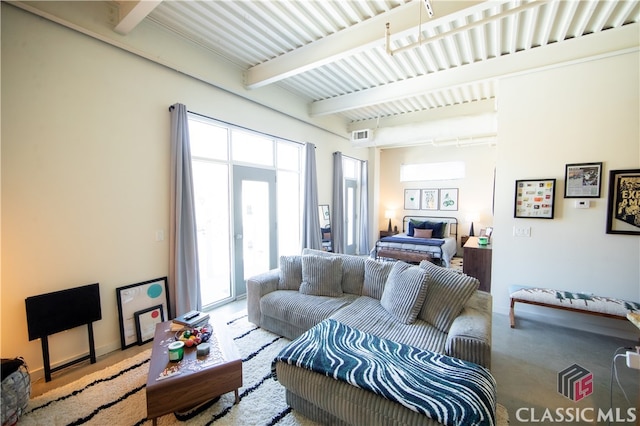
509,285,640,328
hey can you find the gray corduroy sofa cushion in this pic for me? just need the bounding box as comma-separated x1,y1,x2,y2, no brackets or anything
278,255,302,290
362,258,394,300
418,260,479,332
260,290,358,335
380,262,429,324
300,255,343,297
301,249,365,295
329,296,447,353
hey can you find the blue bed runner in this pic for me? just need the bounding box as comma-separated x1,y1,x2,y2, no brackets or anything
273,319,496,426
380,235,445,246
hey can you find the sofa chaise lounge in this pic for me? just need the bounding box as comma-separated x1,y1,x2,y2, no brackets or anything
247,249,494,425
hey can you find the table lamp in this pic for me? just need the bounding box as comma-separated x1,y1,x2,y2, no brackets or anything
467,212,479,236
384,209,394,232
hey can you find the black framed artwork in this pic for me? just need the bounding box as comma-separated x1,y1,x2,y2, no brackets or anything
606,169,640,235
514,178,556,219
564,162,602,198
134,304,165,345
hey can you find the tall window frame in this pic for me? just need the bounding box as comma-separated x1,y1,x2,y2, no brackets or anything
188,113,303,309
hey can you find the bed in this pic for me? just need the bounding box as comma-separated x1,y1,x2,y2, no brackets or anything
372,216,458,267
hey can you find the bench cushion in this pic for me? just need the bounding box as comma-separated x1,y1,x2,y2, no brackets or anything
509,285,640,317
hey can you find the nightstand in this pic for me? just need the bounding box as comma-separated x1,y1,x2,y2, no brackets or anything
379,230,396,239
460,235,470,246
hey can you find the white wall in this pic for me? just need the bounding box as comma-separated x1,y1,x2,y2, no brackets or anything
1,4,366,378
493,51,640,339
379,145,497,254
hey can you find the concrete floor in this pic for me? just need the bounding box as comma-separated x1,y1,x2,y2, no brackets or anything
491,312,639,425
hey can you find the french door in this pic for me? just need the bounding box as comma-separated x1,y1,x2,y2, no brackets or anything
232,165,277,298
345,178,357,254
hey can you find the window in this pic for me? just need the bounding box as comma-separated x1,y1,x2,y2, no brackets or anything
188,114,302,308
400,161,465,181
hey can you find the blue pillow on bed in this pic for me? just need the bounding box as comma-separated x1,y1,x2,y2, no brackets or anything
408,220,445,238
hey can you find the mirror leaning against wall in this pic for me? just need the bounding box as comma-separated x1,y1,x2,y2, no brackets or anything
318,205,332,252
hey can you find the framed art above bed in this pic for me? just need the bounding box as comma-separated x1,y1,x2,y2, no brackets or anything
404,189,420,210
420,189,439,210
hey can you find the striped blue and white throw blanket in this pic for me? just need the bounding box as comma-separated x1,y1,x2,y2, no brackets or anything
273,319,496,426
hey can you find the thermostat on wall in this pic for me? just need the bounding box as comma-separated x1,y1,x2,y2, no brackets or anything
575,200,590,209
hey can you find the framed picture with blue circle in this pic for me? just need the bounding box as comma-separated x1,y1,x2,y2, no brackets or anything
116,277,170,349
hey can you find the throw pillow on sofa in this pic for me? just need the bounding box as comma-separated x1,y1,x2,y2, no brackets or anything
363,258,395,300
301,249,365,295
300,255,344,297
380,262,430,324
279,255,302,290
418,260,479,332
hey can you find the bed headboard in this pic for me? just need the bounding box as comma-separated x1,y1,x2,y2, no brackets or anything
401,216,458,241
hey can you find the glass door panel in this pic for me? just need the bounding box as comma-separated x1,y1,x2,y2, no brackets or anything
241,180,270,279
192,160,231,308
233,166,277,297
345,179,357,254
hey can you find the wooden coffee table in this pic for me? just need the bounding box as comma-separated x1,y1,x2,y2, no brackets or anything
146,320,242,424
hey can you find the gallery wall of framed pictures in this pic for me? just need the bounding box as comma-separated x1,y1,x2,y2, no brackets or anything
512,162,639,236
404,188,458,211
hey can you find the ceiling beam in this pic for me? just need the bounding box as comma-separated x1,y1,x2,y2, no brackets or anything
347,98,497,133
114,0,163,35
310,23,640,116
244,1,485,89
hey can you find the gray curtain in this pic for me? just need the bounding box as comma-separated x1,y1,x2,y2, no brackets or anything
169,103,201,317
302,142,322,251
358,160,370,254
332,152,345,253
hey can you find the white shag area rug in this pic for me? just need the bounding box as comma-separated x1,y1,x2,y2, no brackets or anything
20,313,508,425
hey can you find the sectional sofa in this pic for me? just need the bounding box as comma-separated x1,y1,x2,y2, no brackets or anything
246,249,494,425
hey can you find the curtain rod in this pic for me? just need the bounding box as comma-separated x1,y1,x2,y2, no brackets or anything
334,151,363,162
169,105,305,147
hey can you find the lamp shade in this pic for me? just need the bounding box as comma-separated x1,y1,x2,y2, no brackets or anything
384,209,395,219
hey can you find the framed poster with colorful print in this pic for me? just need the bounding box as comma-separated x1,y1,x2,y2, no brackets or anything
514,179,556,219
606,169,640,235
